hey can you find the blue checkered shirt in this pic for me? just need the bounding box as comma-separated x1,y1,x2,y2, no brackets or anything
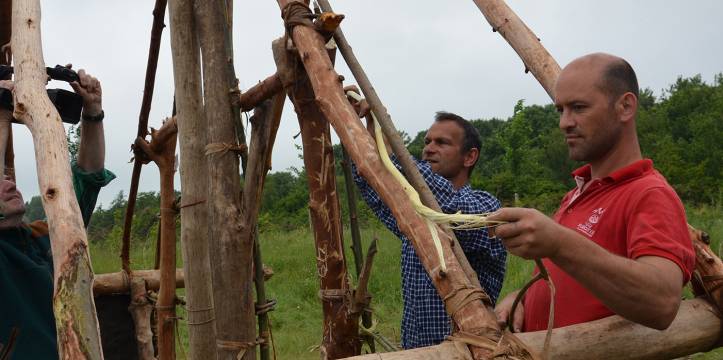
353,156,505,349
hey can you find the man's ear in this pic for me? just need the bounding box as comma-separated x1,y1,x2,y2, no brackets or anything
464,148,480,169
617,92,638,124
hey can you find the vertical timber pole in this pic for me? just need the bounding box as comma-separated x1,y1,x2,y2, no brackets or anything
133,119,178,360
11,0,103,358
194,0,256,358
275,36,361,358
168,0,218,357
0,0,13,180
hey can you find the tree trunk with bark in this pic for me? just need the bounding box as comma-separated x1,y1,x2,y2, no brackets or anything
273,2,530,358
168,0,217,356
133,117,178,360
275,37,361,358
194,0,256,358
10,1,103,358
470,0,561,99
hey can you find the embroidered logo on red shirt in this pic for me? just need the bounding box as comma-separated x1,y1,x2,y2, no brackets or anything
577,207,606,237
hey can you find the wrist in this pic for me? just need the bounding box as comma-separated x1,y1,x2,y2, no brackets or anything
82,103,102,118
82,109,104,123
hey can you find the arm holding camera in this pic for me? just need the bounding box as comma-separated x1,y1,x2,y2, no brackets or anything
71,69,105,173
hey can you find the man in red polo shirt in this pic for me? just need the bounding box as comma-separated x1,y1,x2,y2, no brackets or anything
490,53,694,332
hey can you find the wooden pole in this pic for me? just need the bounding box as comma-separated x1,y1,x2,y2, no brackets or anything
128,277,155,360
345,298,721,360
470,0,561,99
316,0,484,293
11,1,103,358
275,37,361,358
240,88,285,360
340,145,375,352
121,0,168,274
194,0,256,358
273,2,531,358
238,73,283,112
134,117,178,360
690,225,723,311
93,268,185,295
168,0,218,356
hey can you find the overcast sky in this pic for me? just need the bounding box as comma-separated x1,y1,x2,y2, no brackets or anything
11,0,723,206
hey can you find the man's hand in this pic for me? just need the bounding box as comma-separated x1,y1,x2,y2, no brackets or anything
69,68,102,117
494,290,524,332
343,85,370,118
488,208,567,260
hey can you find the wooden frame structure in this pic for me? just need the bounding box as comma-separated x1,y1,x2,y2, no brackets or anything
2,0,721,359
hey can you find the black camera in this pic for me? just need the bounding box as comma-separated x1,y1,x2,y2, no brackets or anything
0,64,84,124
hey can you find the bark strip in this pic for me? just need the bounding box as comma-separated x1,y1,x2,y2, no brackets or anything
134,117,178,360
121,0,169,274
273,2,525,358
470,0,561,99
11,1,103,358
316,0,483,293
168,0,218,356
194,0,256,358
275,37,361,358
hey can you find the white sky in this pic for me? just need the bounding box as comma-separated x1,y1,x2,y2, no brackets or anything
11,0,723,207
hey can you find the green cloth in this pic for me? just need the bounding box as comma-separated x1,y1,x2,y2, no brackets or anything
0,164,115,360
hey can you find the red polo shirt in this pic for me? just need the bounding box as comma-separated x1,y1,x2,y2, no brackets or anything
522,159,694,331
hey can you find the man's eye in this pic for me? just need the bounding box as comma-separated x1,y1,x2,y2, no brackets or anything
572,104,586,111
555,107,563,114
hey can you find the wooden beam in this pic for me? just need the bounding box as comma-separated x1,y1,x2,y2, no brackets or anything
168,0,217,356
272,2,532,358
275,37,361,358
11,1,103,358
345,298,721,360
238,73,283,112
316,0,485,294
93,268,185,295
470,0,561,99
133,117,178,360
194,0,256,358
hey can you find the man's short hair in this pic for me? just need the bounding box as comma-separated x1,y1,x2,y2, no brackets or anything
599,58,639,103
434,111,482,173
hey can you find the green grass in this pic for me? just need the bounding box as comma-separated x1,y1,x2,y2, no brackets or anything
89,205,722,358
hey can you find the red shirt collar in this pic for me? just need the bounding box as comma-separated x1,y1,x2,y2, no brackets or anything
571,159,653,184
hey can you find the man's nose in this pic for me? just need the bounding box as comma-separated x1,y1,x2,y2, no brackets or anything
559,110,575,130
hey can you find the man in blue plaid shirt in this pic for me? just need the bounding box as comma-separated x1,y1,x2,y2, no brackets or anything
350,109,506,349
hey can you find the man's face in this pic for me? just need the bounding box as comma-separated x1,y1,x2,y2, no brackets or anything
422,121,468,180
555,65,621,162
0,178,26,219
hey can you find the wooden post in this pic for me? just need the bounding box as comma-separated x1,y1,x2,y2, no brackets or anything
93,268,185,295
240,91,285,360
128,277,155,360
316,0,484,293
275,38,361,358
340,145,375,352
134,117,178,360
345,298,721,360
238,73,283,112
273,2,531,358
121,0,169,274
470,0,561,99
11,1,103,358
168,0,217,356
194,0,256,358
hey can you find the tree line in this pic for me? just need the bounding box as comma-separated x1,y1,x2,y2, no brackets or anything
24,74,722,243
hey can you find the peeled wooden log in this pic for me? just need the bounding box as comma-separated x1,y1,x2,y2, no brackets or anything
470,0,561,99
274,2,531,358
277,37,361,358
128,277,155,360
346,298,721,360
134,117,178,360
11,1,103,358
93,269,185,295
238,73,283,112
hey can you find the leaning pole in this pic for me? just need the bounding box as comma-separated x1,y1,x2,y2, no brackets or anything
11,0,103,358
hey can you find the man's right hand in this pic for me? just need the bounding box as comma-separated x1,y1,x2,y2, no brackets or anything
343,85,370,118
494,290,524,332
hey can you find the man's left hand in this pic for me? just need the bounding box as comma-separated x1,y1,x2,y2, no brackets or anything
69,68,102,117
488,208,566,259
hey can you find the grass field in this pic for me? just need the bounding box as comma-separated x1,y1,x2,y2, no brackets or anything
90,205,722,359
